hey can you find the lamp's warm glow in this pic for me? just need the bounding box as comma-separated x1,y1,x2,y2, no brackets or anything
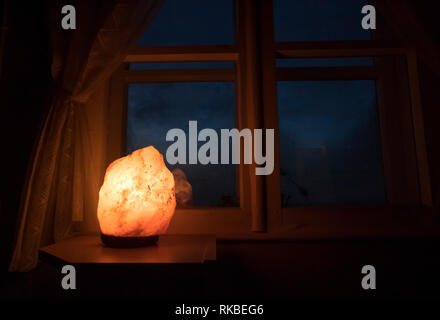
97,146,176,241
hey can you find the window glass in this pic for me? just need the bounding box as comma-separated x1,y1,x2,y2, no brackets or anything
127,82,239,208
277,80,386,206
137,0,234,46
274,0,371,42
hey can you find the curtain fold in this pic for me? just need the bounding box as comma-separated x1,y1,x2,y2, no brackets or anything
10,0,164,271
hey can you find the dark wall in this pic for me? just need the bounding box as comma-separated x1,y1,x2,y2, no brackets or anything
0,1,52,276
412,1,440,45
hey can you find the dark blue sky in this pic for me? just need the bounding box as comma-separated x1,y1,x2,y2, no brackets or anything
138,0,234,46
128,0,384,207
127,82,238,207
274,0,371,42
138,0,370,46
277,81,385,206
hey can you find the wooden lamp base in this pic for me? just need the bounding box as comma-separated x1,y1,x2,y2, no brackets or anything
100,233,159,248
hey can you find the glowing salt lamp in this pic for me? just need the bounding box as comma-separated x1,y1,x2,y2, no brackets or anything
97,146,176,247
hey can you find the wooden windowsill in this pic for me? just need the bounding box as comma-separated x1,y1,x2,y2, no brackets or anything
39,234,216,265
216,206,440,241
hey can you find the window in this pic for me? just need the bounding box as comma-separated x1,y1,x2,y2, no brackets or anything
278,80,386,207
273,0,371,42
137,0,234,46
109,0,431,237
127,82,239,208
262,0,429,233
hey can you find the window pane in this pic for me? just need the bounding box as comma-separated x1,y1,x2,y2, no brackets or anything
274,0,371,42
137,0,234,46
129,62,235,70
127,82,239,208
277,81,386,206
276,57,374,68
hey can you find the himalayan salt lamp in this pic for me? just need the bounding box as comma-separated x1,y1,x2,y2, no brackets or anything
97,146,176,247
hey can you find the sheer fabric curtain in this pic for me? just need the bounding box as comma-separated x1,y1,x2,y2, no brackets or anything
10,0,164,271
